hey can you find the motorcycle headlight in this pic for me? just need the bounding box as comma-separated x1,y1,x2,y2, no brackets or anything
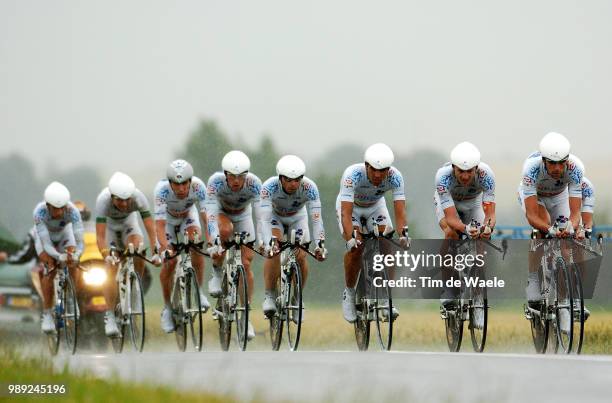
83,267,107,286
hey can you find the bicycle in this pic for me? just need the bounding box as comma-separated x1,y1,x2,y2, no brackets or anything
45,258,79,356
353,221,408,351
524,218,575,354
212,231,251,352
268,229,326,352
164,232,207,352
109,242,156,353
440,220,507,352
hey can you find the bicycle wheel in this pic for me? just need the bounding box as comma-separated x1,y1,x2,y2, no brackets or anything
444,304,463,352
527,263,549,353
62,275,78,355
269,275,283,351
128,271,146,352
354,271,370,351
285,262,303,352
570,263,585,354
554,257,573,354
111,298,126,354
185,268,203,352
234,265,249,351
373,270,393,351
47,306,60,356
469,269,488,352
171,278,187,352
217,271,231,351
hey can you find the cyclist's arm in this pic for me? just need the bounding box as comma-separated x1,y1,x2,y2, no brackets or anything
340,201,354,241
305,182,325,241
483,202,496,229
582,212,593,230
442,206,467,234
204,178,221,242
153,182,169,251
69,207,84,258
36,223,60,260
524,195,550,234
142,216,158,252
569,196,581,232
259,181,275,245
393,199,407,231
95,220,109,257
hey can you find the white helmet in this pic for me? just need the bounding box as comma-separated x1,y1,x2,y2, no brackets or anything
364,143,394,169
450,142,481,170
222,150,250,175
167,159,193,183
276,155,306,179
108,172,135,199
539,132,570,162
44,181,70,208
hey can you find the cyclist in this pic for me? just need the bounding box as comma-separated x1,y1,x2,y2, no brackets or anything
95,172,161,336
205,150,263,340
34,182,84,334
434,142,496,314
260,155,326,319
154,159,210,333
338,143,409,323
518,132,584,333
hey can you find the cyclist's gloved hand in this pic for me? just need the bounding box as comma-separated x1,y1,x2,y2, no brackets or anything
105,254,119,265
58,253,68,263
151,254,162,266
314,239,327,261
345,237,361,251
465,224,479,239
399,236,411,248
207,237,224,258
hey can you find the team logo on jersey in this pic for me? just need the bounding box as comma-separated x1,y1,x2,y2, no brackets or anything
437,185,446,193
478,169,486,178
344,178,353,188
568,161,575,170
522,176,534,186
261,189,270,198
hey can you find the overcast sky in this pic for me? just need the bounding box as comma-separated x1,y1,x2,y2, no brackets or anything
1,0,611,174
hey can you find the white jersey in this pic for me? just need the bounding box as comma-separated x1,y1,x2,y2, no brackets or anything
33,201,84,259
153,177,207,220
338,163,405,207
520,152,584,198
95,188,151,223
205,172,263,239
260,176,325,242
435,162,495,211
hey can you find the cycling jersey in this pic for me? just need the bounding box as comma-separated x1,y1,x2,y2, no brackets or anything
520,152,583,198
434,161,495,211
33,201,84,259
205,172,263,240
260,176,325,243
153,177,207,220
95,188,151,223
338,163,405,207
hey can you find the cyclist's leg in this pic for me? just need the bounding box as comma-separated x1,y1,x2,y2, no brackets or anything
122,213,146,278
434,191,458,240
263,215,284,315
231,212,255,303
182,207,205,287
160,222,179,306
287,213,311,289
338,200,364,288
213,213,234,267
519,188,549,303
101,225,122,311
